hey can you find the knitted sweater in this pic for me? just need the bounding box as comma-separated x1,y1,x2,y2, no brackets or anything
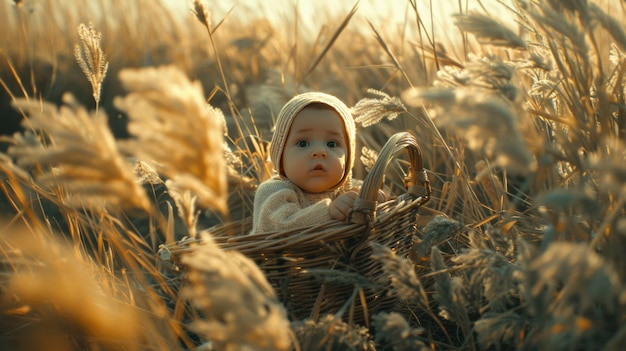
250,176,341,234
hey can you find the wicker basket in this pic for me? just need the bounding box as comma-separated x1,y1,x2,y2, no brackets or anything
160,132,431,322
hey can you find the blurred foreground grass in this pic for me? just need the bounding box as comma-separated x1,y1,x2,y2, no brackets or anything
1,0,626,350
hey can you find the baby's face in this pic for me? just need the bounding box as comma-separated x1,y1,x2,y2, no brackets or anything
282,106,348,193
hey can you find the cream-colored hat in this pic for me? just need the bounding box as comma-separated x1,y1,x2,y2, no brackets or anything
270,92,356,190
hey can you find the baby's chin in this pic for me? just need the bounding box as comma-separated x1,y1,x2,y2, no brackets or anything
299,180,345,194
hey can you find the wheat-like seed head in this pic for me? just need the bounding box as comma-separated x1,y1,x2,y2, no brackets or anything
474,312,528,350
412,215,464,261
371,312,429,351
454,11,527,50
74,22,108,106
114,65,227,214
165,183,200,239
133,160,163,185
359,146,378,173
352,89,407,127
8,94,151,212
451,243,521,313
370,242,429,308
431,247,471,331
192,0,211,29
291,314,375,351
180,232,291,351
520,241,625,349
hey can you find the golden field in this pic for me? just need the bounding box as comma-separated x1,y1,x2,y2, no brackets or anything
1,0,625,350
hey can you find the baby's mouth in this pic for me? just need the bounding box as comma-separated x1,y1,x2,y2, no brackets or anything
312,164,325,172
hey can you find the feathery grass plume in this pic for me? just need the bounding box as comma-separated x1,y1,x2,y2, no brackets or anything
535,188,600,245
8,94,151,212
166,184,200,239
114,65,227,214
0,151,30,182
74,22,108,112
410,215,463,262
473,311,528,351
521,242,626,350
402,86,536,175
291,314,375,351
0,226,141,351
360,146,378,173
352,89,407,127
526,69,563,117
180,232,291,351
133,160,163,185
192,0,211,28
370,242,428,307
371,312,429,351
483,224,516,257
453,11,527,49
433,54,518,102
451,245,521,314
430,247,471,339
526,2,588,56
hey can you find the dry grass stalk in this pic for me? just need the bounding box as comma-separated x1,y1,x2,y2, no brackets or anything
114,65,227,214
74,22,108,111
8,94,151,212
179,232,291,351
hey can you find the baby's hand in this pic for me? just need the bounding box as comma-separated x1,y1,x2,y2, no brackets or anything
329,191,358,221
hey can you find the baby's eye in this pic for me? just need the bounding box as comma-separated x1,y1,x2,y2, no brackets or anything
296,140,309,147
327,140,339,148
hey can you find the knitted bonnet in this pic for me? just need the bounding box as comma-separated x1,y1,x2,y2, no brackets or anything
270,92,356,190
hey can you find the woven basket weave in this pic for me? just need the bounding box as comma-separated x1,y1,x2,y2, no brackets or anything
160,131,431,322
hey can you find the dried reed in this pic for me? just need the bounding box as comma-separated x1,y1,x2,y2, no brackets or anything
114,65,227,214
179,232,291,351
1,0,626,350
8,94,151,212
74,22,108,113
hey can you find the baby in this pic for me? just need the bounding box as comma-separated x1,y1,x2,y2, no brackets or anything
250,92,359,234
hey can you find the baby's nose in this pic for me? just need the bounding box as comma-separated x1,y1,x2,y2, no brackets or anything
311,145,327,158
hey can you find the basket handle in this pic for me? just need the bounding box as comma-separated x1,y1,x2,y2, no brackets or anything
349,132,430,224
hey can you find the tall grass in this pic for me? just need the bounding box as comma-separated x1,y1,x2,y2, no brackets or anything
1,0,625,350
